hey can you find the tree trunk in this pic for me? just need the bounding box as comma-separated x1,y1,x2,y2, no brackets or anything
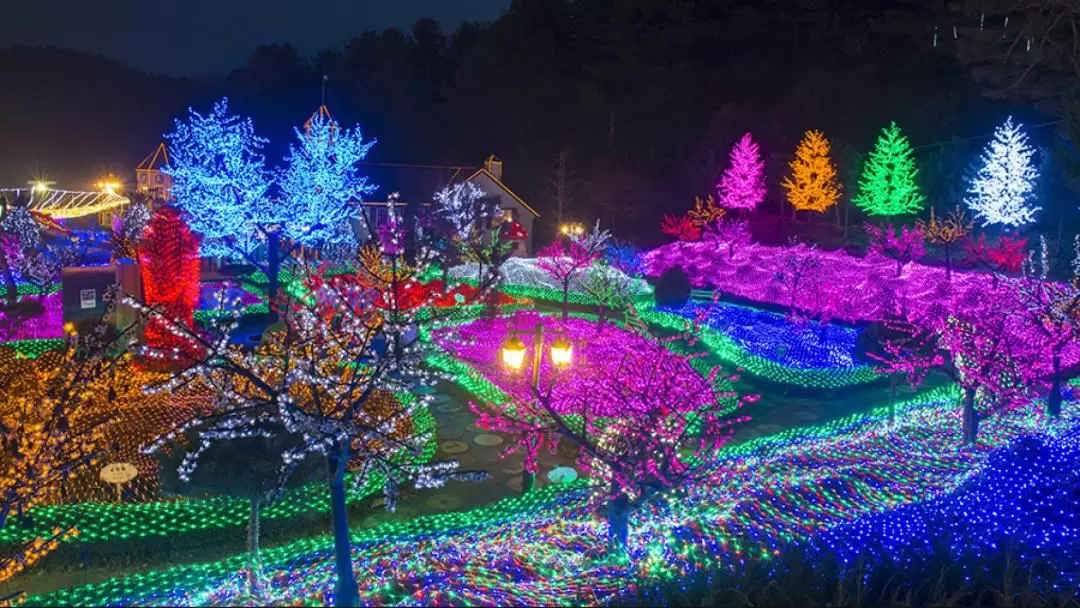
896,258,903,277
888,374,898,422
945,245,952,281
728,243,735,261
962,387,978,445
0,252,17,308
843,199,850,242
247,497,263,598
1048,354,1062,418
562,284,570,321
267,232,281,322
327,445,359,607
596,305,606,329
522,470,535,494
607,486,630,554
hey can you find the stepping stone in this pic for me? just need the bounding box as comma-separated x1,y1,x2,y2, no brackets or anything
438,429,464,441
414,386,436,395
473,433,505,447
429,395,452,406
547,466,578,484
436,403,463,414
453,454,478,469
427,494,463,510
507,477,523,492
439,440,470,455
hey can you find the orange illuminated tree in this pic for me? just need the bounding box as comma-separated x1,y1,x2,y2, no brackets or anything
782,130,841,216
917,206,973,281
686,195,725,227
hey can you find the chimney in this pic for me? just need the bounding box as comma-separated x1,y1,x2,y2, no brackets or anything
485,154,503,181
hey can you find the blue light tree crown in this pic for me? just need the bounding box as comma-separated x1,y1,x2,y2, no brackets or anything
164,98,275,258
277,112,378,249
964,116,1041,228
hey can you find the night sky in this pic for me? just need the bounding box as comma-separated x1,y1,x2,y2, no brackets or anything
0,0,510,76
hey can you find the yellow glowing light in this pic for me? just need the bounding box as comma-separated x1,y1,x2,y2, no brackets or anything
502,335,527,370
550,335,572,368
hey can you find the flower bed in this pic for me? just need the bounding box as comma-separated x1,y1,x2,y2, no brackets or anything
29,386,1079,606
642,302,879,388
644,240,991,324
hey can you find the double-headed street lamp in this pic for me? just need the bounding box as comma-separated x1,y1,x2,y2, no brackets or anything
500,322,572,492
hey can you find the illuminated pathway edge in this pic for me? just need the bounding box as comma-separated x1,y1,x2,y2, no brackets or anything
26,385,1077,606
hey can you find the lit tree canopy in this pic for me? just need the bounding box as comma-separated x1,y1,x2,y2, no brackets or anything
964,116,1041,228
783,130,841,213
716,132,766,211
853,122,924,217
277,111,377,249
164,98,275,258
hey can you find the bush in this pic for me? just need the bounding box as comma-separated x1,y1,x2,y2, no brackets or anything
653,266,691,309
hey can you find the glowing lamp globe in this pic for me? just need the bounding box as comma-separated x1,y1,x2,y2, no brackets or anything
502,335,527,370
550,336,572,368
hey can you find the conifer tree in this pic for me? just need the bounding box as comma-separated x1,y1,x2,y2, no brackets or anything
964,116,1041,228
716,132,766,211
853,122,925,217
782,130,841,214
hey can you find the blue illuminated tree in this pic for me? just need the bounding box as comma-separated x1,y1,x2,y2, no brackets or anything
278,112,377,250
164,98,275,259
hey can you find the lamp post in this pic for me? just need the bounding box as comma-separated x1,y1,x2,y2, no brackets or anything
501,323,572,493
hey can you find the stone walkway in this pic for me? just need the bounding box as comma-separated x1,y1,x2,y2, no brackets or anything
358,381,581,527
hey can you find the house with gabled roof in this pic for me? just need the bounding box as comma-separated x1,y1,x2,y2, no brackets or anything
359,155,539,255
135,142,172,200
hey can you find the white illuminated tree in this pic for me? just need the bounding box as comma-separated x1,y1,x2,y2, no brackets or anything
964,116,1040,228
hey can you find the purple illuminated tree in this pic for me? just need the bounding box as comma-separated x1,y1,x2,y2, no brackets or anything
716,132,766,212
704,217,752,260
865,223,926,277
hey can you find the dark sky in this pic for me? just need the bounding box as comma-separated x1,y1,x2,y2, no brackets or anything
0,0,510,77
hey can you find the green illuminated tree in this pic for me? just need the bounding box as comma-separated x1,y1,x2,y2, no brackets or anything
853,122,925,217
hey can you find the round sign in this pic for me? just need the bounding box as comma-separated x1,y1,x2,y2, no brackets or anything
100,463,138,485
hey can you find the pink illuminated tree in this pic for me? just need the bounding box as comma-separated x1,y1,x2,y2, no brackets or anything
446,310,753,552
870,294,1045,444
469,398,560,494
716,132,766,212
864,223,926,277
537,223,609,320
1008,236,1080,418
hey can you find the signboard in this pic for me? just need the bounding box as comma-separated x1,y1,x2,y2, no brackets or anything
79,289,96,309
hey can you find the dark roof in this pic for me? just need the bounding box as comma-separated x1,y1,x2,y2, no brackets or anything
358,162,478,203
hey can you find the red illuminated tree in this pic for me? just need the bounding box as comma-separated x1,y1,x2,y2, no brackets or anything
963,234,1029,274
660,214,701,241
138,207,201,354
